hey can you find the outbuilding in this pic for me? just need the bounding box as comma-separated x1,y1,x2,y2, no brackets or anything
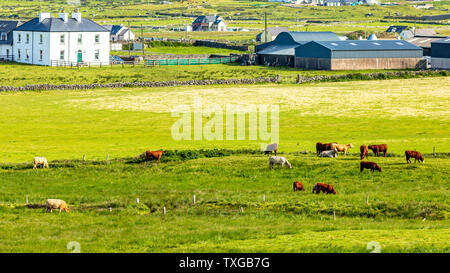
294,40,423,70
430,37,450,69
255,31,339,66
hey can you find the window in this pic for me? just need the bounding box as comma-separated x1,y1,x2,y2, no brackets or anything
0,33,6,41
39,50,43,61
39,34,43,44
18,34,21,43
60,34,65,44
77,34,82,44
17,49,21,59
26,33,29,44
94,49,99,60
60,50,65,60
95,34,100,43
26,49,30,60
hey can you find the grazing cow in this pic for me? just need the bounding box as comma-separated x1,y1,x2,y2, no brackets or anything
316,142,337,155
46,199,69,213
264,143,278,156
319,149,338,158
368,144,388,157
405,151,424,163
312,183,337,195
33,157,49,169
140,150,163,162
360,161,382,172
332,143,354,157
269,156,292,168
293,181,305,192
360,145,369,160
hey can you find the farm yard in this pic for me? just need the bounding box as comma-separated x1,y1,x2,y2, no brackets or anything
0,76,449,252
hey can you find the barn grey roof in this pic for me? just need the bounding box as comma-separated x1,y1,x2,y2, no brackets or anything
307,40,421,51
14,17,109,32
0,20,22,45
406,35,446,49
432,37,450,44
256,31,339,55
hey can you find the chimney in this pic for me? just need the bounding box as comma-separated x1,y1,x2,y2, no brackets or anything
59,12,68,22
39,12,51,23
72,9,81,22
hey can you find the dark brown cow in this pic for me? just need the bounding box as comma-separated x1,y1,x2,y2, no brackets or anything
293,181,305,192
368,144,387,157
316,142,336,155
360,145,369,160
405,150,424,163
360,161,382,172
144,150,163,162
312,183,337,195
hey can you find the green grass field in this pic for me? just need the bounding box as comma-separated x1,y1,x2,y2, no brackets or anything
0,77,449,252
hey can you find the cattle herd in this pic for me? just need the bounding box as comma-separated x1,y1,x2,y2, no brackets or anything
30,144,425,213
268,142,425,196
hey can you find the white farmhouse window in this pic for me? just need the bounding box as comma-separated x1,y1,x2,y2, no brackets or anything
39,50,43,61
26,33,29,44
95,34,100,43
26,49,30,60
60,34,65,44
39,34,43,44
17,49,21,59
60,50,65,60
0,33,6,40
94,49,99,60
18,34,21,43
77,34,82,44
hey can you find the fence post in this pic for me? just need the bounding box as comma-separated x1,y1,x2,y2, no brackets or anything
163,206,166,216
366,195,369,205
192,194,195,205
433,146,436,157
333,211,336,220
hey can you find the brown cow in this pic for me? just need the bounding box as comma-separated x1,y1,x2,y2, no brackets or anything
316,142,337,155
360,145,369,160
143,150,163,162
368,144,387,157
405,151,424,163
360,161,382,172
293,181,305,192
312,183,337,195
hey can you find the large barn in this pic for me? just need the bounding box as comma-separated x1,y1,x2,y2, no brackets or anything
430,37,450,69
255,31,339,67
294,40,423,70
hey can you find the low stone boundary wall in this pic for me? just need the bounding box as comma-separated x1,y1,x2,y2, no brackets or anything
0,76,281,92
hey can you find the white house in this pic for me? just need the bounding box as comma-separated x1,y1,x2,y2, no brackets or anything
192,15,227,32
13,11,110,66
104,24,135,41
0,20,22,60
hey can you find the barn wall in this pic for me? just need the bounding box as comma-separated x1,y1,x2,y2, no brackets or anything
431,57,450,69
258,54,295,67
294,57,331,70
330,58,422,70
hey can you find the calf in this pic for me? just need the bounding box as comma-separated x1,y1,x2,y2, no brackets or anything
293,181,305,192
405,150,424,163
312,183,337,195
46,199,69,213
319,149,338,158
368,144,387,157
360,145,369,160
360,161,382,172
269,156,292,168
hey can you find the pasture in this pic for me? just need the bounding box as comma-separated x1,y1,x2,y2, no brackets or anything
0,77,449,252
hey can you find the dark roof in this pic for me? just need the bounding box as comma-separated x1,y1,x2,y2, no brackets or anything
432,37,450,44
110,25,123,35
193,15,223,25
14,17,109,32
386,25,408,33
309,40,422,51
0,20,22,45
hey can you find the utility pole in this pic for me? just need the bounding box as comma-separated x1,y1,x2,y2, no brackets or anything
128,20,131,56
264,11,268,43
141,24,144,56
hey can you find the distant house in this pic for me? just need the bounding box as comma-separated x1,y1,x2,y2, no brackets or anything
256,27,289,43
192,15,227,32
0,20,22,60
400,29,436,40
431,37,450,69
386,25,408,34
13,11,110,66
104,25,135,41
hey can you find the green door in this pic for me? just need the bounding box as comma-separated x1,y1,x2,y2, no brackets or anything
77,51,82,63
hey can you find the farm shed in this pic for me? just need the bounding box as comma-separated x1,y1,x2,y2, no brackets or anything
431,37,450,69
294,40,423,70
255,31,339,67
406,35,446,56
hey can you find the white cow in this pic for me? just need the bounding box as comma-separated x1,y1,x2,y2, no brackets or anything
269,156,292,168
319,149,338,158
33,157,49,169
